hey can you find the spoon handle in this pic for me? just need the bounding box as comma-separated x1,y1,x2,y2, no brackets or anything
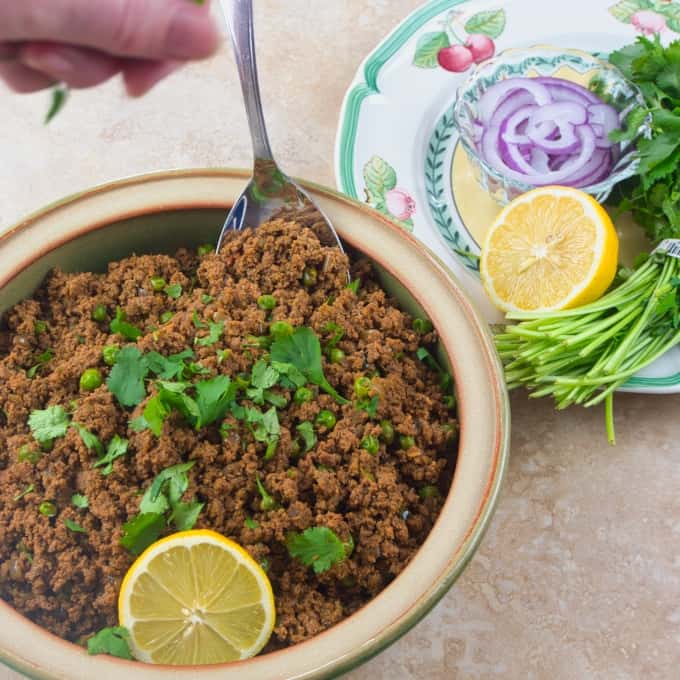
220,0,274,161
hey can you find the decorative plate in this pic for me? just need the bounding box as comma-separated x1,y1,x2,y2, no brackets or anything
335,0,680,394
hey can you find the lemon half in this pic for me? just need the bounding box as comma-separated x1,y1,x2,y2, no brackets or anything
480,186,619,312
118,530,275,665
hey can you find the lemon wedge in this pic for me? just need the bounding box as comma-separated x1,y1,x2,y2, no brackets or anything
480,186,619,312
118,530,275,665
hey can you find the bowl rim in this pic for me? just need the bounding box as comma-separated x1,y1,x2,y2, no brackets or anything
452,44,648,200
0,168,510,680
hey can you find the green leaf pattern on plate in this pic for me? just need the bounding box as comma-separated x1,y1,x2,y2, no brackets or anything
464,9,506,38
609,0,680,33
362,156,415,232
413,31,450,67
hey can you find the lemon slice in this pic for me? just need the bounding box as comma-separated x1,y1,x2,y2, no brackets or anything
118,530,275,665
480,186,619,312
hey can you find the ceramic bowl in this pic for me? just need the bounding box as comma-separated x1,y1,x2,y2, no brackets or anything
0,170,509,680
453,45,650,205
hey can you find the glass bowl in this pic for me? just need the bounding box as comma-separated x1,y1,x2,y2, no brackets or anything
452,45,651,206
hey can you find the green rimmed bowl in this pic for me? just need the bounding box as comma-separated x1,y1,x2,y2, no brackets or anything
0,169,509,680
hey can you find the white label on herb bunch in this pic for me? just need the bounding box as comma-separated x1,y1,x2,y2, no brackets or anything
655,240,680,259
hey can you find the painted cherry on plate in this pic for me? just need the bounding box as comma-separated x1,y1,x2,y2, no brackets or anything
437,45,474,72
465,34,496,63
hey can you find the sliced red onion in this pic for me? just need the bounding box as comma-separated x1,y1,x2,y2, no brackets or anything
588,104,619,148
473,76,621,189
478,78,552,125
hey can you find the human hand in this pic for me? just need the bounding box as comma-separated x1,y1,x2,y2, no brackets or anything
0,0,220,97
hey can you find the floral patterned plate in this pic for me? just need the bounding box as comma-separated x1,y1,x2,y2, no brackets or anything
335,0,680,394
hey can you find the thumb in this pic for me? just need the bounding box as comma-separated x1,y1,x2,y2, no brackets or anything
0,0,221,61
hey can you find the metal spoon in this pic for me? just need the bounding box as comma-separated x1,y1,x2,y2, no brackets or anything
216,0,345,257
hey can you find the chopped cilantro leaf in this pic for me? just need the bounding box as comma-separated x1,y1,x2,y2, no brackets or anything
27,349,54,378
71,493,89,509
13,484,35,502
145,349,193,380
141,461,195,514
357,395,379,418
286,526,351,574
202,294,214,304
131,394,170,436
296,421,316,453
93,435,129,475
192,310,208,329
271,361,307,389
164,283,183,299
87,626,133,660
71,423,104,456
106,346,149,407
169,500,204,531
120,512,166,556
29,405,71,445
110,307,142,341
195,376,236,427
245,517,259,529
195,320,224,347
64,518,87,534
271,327,348,404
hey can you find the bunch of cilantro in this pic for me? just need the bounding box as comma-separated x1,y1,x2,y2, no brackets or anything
608,37,680,243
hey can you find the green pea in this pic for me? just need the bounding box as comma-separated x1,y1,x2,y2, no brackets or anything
315,410,337,430
329,348,345,364
149,277,166,292
302,266,318,288
160,311,174,324
33,320,48,335
354,376,372,399
102,345,119,366
18,445,42,464
399,435,415,450
419,485,440,500
257,294,277,311
197,244,214,257
39,501,57,517
294,387,313,404
269,320,294,339
412,318,434,334
360,435,379,455
79,368,103,392
379,420,395,444
91,304,107,322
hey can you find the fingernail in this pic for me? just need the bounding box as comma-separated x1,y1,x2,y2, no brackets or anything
24,49,74,75
166,7,219,59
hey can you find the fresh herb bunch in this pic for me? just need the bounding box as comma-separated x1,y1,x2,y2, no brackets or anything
608,37,680,243
495,248,680,443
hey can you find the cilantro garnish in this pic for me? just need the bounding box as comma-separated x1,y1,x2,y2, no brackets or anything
27,349,54,378
13,484,35,502
247,360,286,406
286,526,353,574
195,321,224,347
255,475,277,511
71,423,104,456
296,421,316,453
87,626,133,660
110,307,142,341
28,405,71,445
121,462,203,555
608,37,680,243
145,349,194,380
71,493,89,509
164,283,183,299
64,518,87,534
106,346,149,407
202,294,214,304
271,327,348,404
357,395,379,418
93,435,129,475
246,406,280,459
245,517,259,529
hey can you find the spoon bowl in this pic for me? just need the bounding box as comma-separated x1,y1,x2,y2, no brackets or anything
217,0,345,256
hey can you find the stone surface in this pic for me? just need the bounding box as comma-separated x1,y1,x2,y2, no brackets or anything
1,1,678,679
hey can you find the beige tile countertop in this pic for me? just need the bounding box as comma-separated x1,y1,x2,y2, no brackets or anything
1,1,679,679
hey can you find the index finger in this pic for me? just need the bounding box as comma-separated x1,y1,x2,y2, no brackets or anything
0,0,221,61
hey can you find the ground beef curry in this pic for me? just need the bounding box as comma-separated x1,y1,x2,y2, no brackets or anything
0,220,457,652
